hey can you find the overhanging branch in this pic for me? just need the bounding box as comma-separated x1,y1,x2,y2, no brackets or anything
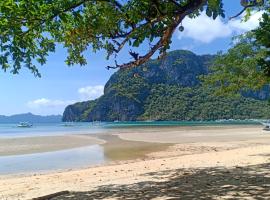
107,0,207,69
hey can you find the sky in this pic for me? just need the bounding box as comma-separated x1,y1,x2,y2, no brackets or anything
0,1,264,116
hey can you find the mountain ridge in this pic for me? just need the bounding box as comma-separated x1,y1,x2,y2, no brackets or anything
63,50,270,122
0,113,62,123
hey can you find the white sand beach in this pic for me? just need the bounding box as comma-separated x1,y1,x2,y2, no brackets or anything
1,125,270,199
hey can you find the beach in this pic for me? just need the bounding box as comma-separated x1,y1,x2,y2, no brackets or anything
1,125,270,199
0,135,105,156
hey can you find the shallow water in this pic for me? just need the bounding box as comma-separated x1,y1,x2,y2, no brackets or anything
0,122,106,138
0,145,105,175
0,120,261,175
0,138,170,175
0,120,259,138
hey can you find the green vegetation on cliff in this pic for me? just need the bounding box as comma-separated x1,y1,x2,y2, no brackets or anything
63,50,270,122
141,85,270,121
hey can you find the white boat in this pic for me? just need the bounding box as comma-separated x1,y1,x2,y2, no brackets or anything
17,122,33,128
263,124,270,131
260,121,270,131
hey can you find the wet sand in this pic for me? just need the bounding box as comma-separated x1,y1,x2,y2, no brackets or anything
100,134,169,161
1,125,270,199
0,135,105,156
0,125,266,157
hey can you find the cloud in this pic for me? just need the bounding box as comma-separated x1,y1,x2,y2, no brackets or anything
178,13,232,43
229,11,263,34
26,85,104,115
178,11,263,43
78,85,104,101
27,98,75,109
27,85,104,108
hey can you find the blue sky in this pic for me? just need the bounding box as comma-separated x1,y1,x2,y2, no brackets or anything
0,2,263,116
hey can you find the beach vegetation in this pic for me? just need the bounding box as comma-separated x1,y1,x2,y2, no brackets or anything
202,6,270,96
0,0,264,76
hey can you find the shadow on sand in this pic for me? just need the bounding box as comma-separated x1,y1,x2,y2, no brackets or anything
50,163,270,200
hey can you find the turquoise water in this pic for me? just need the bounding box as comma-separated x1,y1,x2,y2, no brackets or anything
0,122,106,138
0,120,260,138
104,120,260,128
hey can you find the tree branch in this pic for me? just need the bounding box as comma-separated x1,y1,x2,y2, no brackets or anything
107,0,207,69
229,5,255,20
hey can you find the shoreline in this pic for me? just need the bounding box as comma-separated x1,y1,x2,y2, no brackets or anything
1,143,270,199
1,125,270,199
0,124,264,157
0,135,105,156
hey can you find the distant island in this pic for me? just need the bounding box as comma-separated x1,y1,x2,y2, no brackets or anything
0,113,62,123
63,50,270,122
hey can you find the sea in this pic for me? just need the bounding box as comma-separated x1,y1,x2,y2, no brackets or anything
0,120,261,175
0,120,261,138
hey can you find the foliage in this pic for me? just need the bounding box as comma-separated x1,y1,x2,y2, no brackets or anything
63,50,270,122
203,5,270,96
141,84,270,121
255,11,270,76
202,33,270,96
0,0,240,76
62,100,97,121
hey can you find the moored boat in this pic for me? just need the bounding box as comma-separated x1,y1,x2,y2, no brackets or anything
263,124,270,131
17,122,33,128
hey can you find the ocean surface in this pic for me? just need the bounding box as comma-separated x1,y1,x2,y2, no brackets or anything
0,120,260,138
0,122,106,138
0,120,261,175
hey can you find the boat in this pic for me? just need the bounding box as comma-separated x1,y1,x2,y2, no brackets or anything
17,122,33,128
260,120,270,131
263,124,270,131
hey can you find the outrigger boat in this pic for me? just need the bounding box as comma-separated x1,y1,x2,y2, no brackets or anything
17,122,33,128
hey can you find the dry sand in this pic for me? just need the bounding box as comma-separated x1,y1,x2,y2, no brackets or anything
115,125,269,143
1,125,270,199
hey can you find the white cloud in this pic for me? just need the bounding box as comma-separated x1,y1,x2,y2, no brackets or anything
26,85,104,115
27,98,75,109
178,11,263,43
78,85,104,101
178,13,232,43
229,11,263,34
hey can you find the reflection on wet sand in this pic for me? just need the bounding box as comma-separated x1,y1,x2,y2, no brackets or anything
99,134,170,161
0,134,170,175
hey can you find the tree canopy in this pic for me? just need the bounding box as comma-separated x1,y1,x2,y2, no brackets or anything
203,3,270,96
0,0,262,76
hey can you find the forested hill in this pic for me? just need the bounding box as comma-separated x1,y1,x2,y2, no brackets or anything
0,113,62,123
63,50,270,122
